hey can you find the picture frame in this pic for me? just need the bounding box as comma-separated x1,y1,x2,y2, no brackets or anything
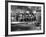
5,1,45,36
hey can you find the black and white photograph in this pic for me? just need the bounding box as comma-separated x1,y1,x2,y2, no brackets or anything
8,2,45,35
11,5,41,31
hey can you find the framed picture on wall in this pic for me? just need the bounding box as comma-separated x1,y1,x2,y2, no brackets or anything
5,1,45,36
